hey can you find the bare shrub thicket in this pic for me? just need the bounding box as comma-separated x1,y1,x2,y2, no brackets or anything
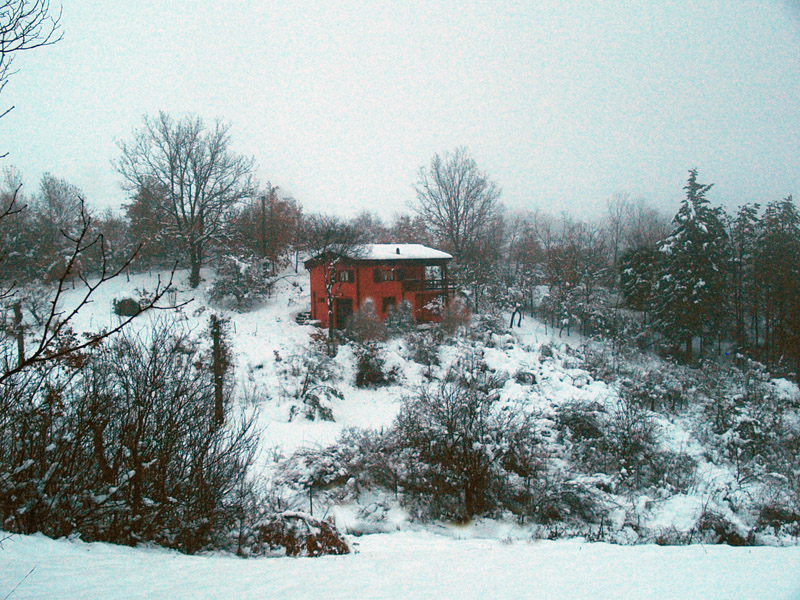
279,352,547,523
697,361,800,526
0,321,259,553
559,398,696,493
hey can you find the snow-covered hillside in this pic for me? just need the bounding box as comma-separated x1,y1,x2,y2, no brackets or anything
3,265,800,598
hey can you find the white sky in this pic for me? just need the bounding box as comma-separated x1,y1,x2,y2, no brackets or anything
2,1,799,219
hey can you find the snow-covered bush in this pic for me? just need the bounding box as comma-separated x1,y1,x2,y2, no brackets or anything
564,397,696,492
278,428,396,507
693,510,750,546
253,512,350,557
0,320,259,554
208,255,271,310
393,355,540,520
113,297,141,316
556,401,604,443
619,371,689,413
288,385,340,422
346,299,386,343
469,311,506,340
534,481,606,526
354,342,396,388
406,330,441,371
279,340,343,421
756,504,800,538
385,299,415,335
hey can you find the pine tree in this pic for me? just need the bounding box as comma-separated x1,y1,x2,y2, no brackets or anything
729,203,760,348
754,195,800,372
654,169,730,358
619,245,662,317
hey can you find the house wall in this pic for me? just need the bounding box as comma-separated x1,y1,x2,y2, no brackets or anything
307,260,448,328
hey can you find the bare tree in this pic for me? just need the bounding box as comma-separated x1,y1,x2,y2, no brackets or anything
626,198,669,250
303,214,365,354
0,0,62,120
227,183,303,275
116,112,255,287
412,147,502,260
605,192,632,272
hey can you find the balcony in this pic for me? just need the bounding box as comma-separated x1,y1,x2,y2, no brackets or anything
401,278,454,292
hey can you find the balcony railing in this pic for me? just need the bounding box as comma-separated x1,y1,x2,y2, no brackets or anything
401,279,454,292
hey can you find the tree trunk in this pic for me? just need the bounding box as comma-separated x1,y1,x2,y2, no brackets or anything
327,299,336,356
189,240,202,288
13,301,24,367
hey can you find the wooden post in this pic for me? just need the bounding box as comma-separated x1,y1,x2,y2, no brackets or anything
211,315,225,425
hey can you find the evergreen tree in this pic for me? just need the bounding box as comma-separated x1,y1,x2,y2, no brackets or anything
619,246,662,317
729,203,760,348
654,169,730,358
754,195,800,372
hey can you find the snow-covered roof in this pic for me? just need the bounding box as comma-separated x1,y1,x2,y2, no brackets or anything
359,244,452,261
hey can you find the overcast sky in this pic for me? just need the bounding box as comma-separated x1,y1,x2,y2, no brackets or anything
2,1,799,220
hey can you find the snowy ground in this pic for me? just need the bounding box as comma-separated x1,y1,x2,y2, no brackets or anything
3,530,800,600
7,266,800,597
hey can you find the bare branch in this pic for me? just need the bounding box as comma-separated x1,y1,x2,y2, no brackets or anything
0,198,181,384
0,1,63,121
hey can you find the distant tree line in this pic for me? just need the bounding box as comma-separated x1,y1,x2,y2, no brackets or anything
404,153,800,377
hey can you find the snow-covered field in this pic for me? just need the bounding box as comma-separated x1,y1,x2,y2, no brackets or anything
3,530,800,600
4,266,800,598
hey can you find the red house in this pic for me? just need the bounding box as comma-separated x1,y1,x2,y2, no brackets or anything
304,244,455,328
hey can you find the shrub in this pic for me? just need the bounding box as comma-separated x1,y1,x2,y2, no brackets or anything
113,297,140,317
393,354,539,520
407,330,441,370
209,255,271,310
567,398,696,492
620,371,688,413
355,343,396,388
0,320,259,553
385,300,415,335
254,512,350,557
346,299,386,343
278,428,397,505
757,504,800,536
694,511,750,546
470,311,506,339
557,401,604,442
288,388,338,422
534,482,604,525
439,296,470,335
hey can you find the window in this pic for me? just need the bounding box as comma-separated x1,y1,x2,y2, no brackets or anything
337,269,354,283
373,268,396,283
425,265,442,281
